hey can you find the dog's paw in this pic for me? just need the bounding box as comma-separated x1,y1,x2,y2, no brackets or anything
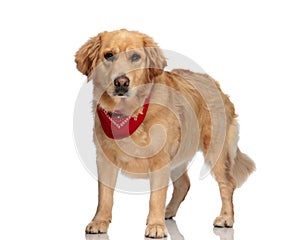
85,220,110,234
145,223,168,238
213,215,234,228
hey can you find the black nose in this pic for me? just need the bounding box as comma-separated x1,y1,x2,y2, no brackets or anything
114,75,130,87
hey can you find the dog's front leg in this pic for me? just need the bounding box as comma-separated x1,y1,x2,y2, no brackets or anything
86,158,118,234
145,166,170,238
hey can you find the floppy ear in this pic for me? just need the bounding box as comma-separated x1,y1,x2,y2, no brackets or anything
143,35,167,79
75,33,103,76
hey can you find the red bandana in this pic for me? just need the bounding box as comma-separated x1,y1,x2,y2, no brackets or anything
96,94,151,139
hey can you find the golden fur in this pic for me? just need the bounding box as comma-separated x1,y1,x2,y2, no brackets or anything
75,29,255,238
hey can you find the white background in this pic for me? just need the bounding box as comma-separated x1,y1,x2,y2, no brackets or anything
1,0,300,239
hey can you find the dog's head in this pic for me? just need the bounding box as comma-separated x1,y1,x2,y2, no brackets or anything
75,29,167,111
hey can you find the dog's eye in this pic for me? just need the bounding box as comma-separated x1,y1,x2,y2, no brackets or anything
104,52,115,62
130,53,141,62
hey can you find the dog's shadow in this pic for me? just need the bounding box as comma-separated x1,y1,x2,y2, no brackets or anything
85,219,234,240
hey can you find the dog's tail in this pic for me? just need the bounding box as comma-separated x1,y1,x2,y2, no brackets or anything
232,148,256,187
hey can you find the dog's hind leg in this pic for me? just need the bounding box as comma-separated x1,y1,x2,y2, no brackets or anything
212,149,255,227
165,165,190,219
211,122,239,228
212,122,255,227
212,152,236,228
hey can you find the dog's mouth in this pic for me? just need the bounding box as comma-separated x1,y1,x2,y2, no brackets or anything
113,88,130,98
113,92,129,98
109,110,125,118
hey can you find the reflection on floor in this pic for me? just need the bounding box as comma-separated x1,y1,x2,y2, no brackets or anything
165,219,184,240
213,227,234,240
85,219,234,240
86,232,109,240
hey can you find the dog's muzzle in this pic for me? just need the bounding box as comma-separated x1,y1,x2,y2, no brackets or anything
114,75,130,96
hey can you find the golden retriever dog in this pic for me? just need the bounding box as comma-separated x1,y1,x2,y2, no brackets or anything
75,29,255,238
